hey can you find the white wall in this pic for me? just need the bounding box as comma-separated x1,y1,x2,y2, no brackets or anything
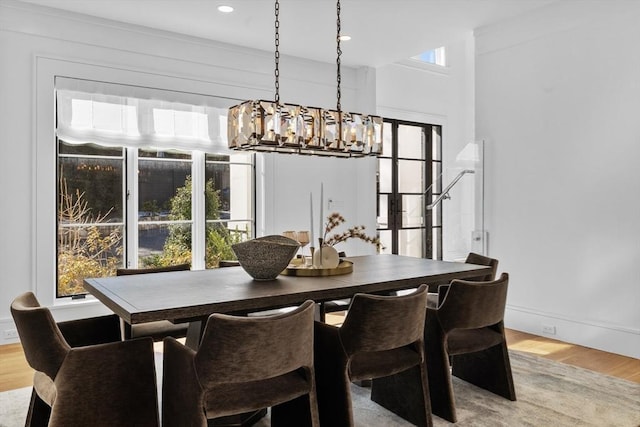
476,1,640,358
376,34,479,261
0,1,376,339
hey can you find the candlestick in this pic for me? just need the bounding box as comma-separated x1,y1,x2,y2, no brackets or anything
317,238,324,268
309,246,315,268
319,183,324,242
309,192,315,244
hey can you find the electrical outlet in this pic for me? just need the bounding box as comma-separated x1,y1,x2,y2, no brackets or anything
3,329,19,339
542,324,556,335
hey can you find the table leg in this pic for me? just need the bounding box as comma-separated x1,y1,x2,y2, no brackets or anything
185,320,204,349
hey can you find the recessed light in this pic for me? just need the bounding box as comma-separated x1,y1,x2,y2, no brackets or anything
339,35,351,41
217,5,234,13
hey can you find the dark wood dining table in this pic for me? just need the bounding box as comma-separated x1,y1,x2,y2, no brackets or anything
84,254,490,348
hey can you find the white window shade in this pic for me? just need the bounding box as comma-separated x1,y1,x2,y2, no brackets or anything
55,77,233,153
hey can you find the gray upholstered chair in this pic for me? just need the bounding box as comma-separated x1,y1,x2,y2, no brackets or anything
424,272,516,422
314,285,432,427
10,292,159,427
116,263,191,340
162,300,319,427
427,252,499,308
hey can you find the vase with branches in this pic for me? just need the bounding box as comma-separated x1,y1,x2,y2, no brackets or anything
321,212,383,251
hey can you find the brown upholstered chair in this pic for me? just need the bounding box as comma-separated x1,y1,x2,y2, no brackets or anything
314,285,432,427
10,292,159,427
427,252,499,308
162,300,319,427
116,263,191,340
424,272,516,422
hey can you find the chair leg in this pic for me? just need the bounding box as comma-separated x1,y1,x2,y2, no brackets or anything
424,323,457,423
272,394,316,427
314,342,353,425
452,341,517,401
25,388,51,427
371,365,432,427
317,303,327,323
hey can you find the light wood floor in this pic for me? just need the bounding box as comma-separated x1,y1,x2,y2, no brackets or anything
1,328,638,393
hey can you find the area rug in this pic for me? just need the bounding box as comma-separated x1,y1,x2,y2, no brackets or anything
1,350,638,427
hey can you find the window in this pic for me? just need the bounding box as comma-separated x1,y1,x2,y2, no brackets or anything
55,79,254,298
411,46,446,67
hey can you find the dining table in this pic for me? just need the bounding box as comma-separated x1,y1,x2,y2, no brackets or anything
83,254,490,349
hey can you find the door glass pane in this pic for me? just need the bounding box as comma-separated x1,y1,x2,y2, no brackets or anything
429,227,441,260
379,230,392,255
398,229,423,258
382,121,392,158
397,125,424,159
398,160,424,193
432,161,442,194
378,158,392,193
377,194,388,229
430,196,442,227
432,128,442,161
402,195,424,228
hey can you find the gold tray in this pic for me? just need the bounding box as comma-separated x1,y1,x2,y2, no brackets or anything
280,260,353,277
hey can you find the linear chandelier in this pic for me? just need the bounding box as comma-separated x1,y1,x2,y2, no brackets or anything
227,0,383,157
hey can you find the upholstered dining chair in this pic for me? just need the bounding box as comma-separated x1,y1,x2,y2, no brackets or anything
116,262,191,340
424,272,516,422
314,285,432,427
427,252,499,308
10,292,159,427
162,299,319,427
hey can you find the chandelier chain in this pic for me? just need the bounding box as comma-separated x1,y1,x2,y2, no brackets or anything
274,0,280,103
336,0,342,112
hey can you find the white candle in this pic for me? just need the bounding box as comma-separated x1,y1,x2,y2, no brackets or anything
319,183,324,242
309,192,315,244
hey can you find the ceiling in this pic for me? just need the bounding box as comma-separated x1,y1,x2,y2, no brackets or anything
19,0,559,67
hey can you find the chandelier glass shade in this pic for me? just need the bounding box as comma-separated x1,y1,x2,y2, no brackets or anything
227,0,383,157
228,100,383,157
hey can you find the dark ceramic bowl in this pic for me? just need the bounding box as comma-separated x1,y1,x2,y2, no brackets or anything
231,235,299,280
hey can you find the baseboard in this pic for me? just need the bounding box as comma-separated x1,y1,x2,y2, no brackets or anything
505,304,640,359
0,318,19,345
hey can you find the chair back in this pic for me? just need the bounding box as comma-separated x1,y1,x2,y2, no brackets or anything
10,292,70,380
195,300,315,386
437,273,509,332
116,263,190,276
464,252,499,282
339,285,428,356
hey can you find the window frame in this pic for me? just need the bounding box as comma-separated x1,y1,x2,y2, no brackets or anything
36,56,260,307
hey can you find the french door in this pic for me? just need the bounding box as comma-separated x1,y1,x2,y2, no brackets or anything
377,119,442,259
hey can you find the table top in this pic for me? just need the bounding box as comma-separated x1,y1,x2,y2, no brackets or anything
84,254,490,324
